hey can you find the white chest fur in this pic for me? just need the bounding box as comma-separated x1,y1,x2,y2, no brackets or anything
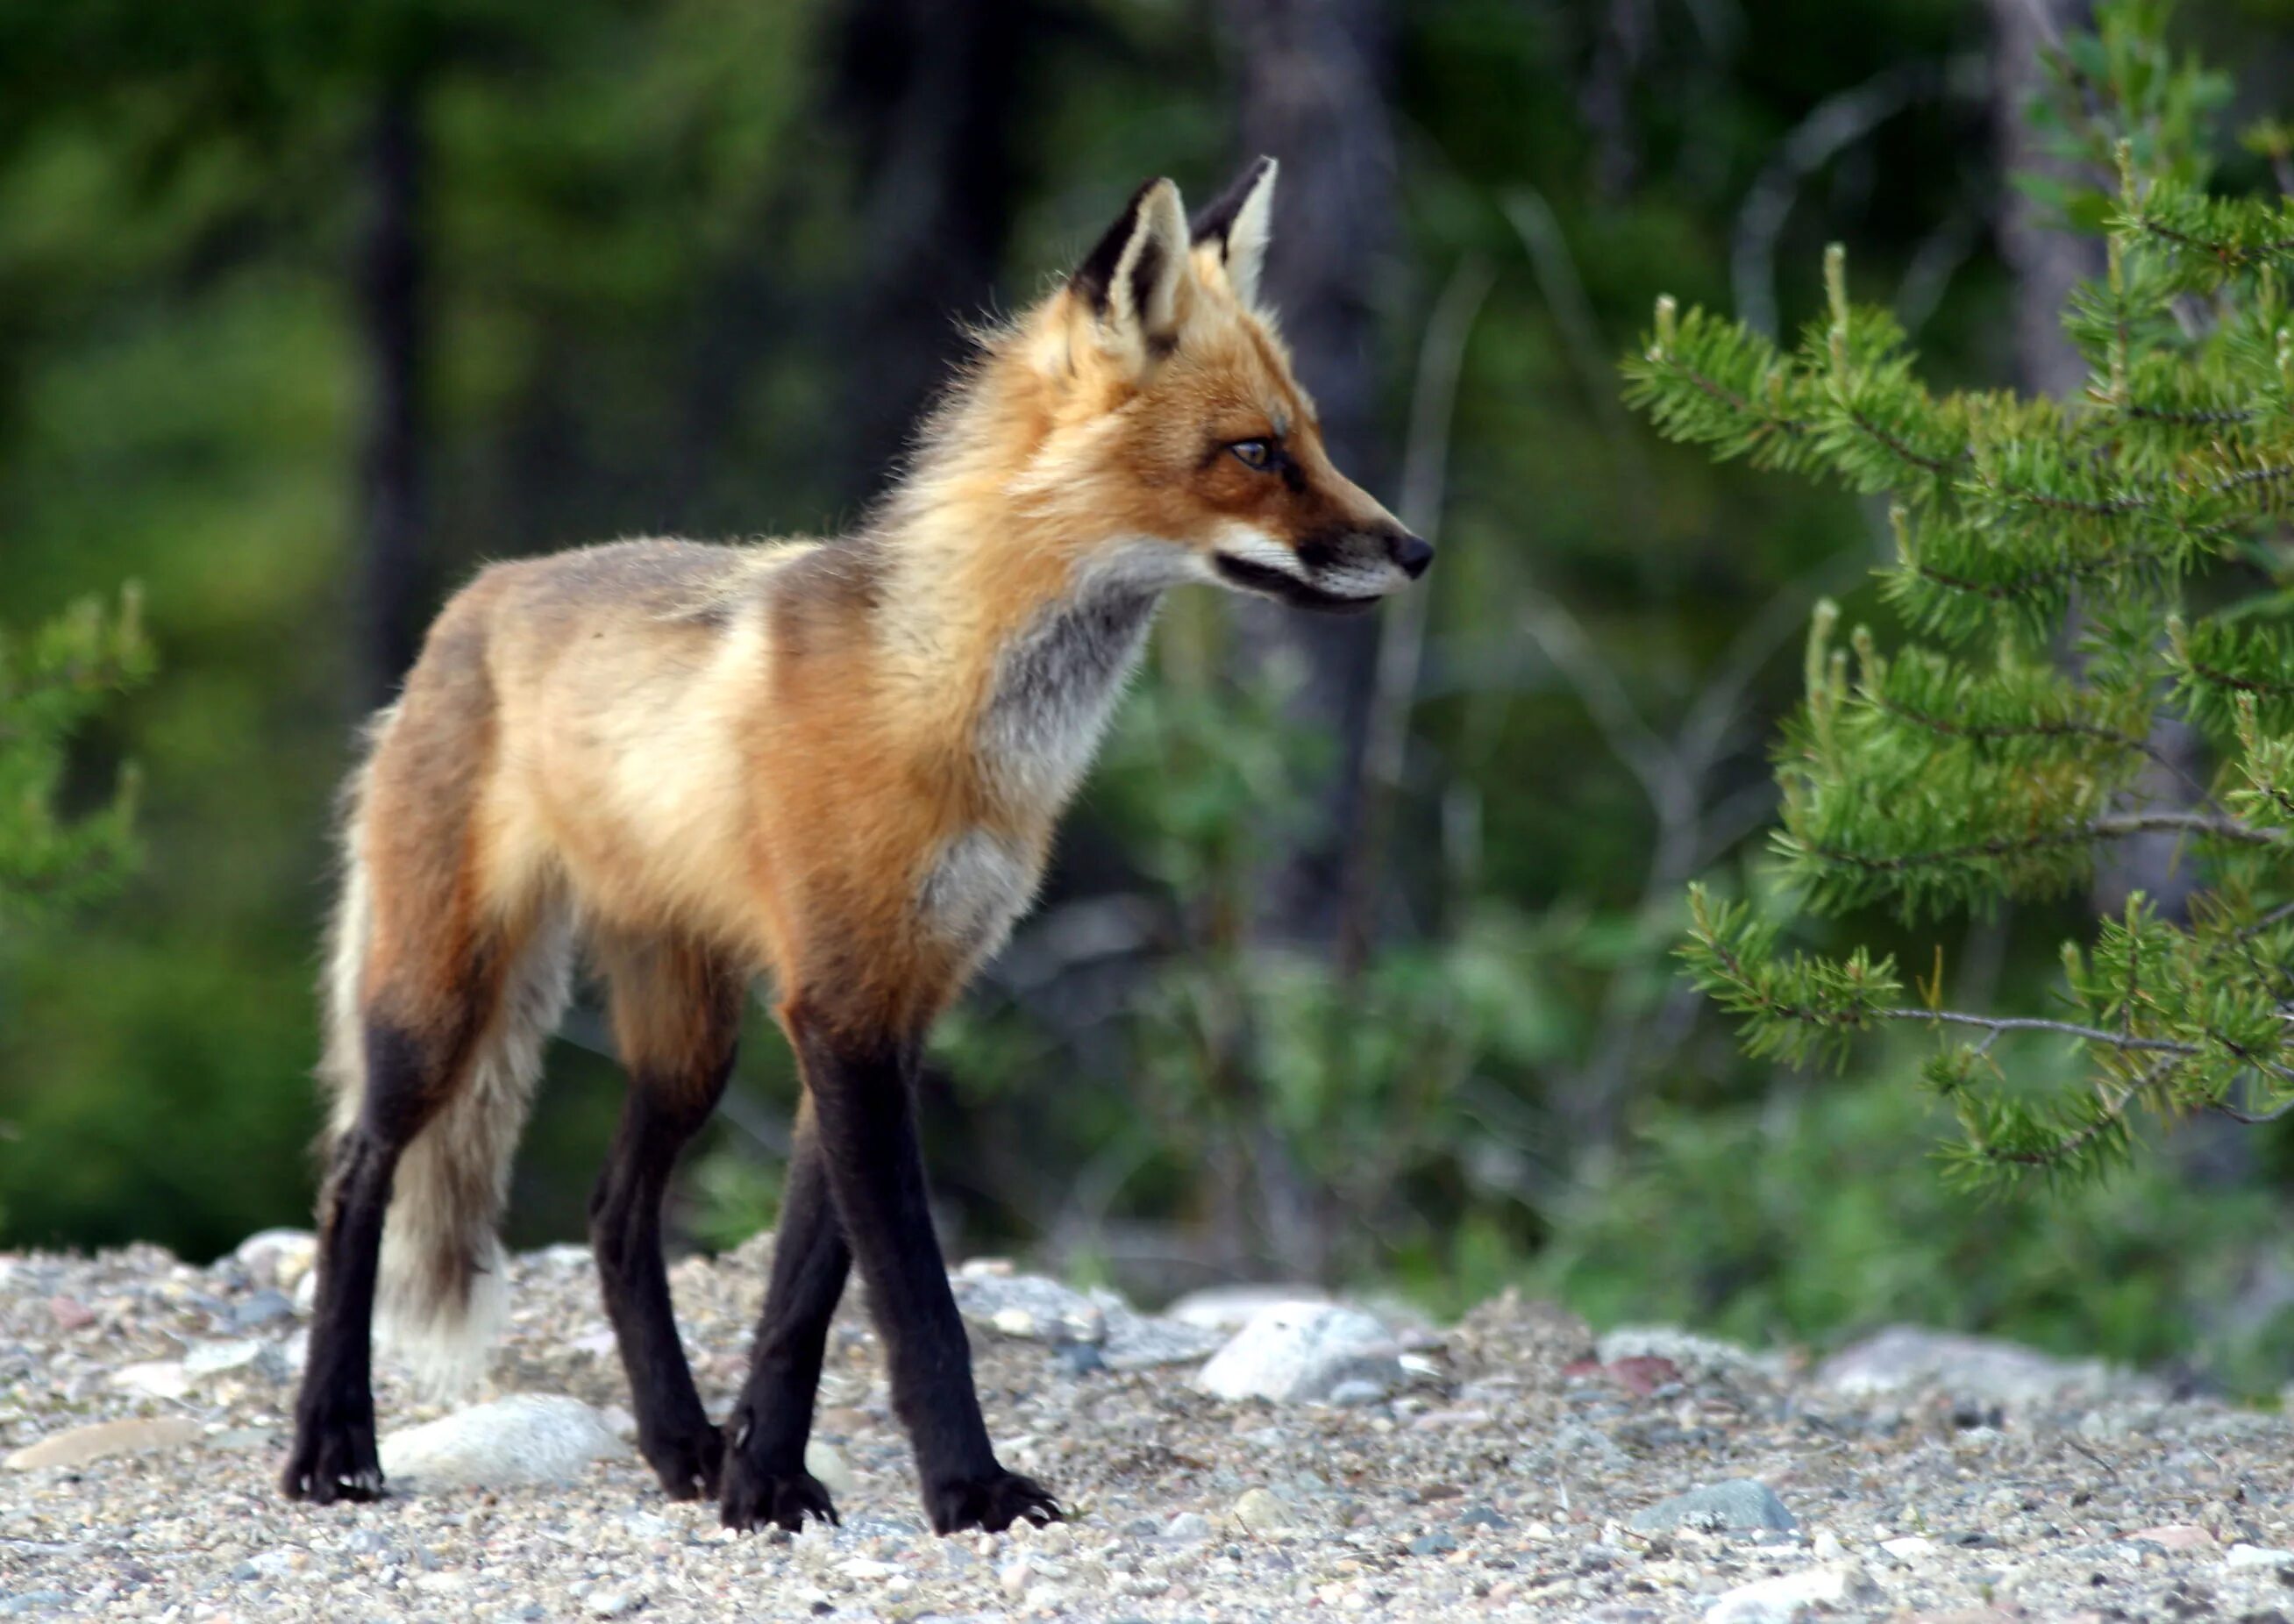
973,561,1166,812
915,549,1176,958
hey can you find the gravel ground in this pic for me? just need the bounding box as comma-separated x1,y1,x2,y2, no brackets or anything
3,1236,2291,1621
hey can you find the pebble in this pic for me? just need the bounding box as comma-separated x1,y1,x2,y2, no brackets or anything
2124,1523,2214,1551
802,1439,853,1496
1196,1303,1403,1403
379,1393,629,1491
110,1358,190,1400
1233,1487,1293,1533
230,1289,296,1328
185,1337,288,1383
1628,1479,1796,1535
1705,1563,1881,1622
1814,1325,2145,1408
2226,1542,2294,1567
3,1236,2291,1623
233,1228,317,1291
1163,1283,1330,1330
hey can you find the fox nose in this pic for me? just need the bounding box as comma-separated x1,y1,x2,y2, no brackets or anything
1387,530,1435,579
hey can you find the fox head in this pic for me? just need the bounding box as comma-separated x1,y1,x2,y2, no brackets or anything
1010,159,1431,613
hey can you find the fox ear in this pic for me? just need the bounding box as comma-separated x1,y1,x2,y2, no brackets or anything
1189,155,1277,309
1070,177,1190,360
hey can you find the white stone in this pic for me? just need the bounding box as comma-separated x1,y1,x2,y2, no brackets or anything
1163,1284,1329,1332
804,1439,854,1497
2224,1543,2294,1568
186,1338,286,1384
1196,1304,1401,1404
1705,1564,1880,1623
1813,1325,2147,1407
234,1229,318,1290
378,1393,628,1492
111,1360,190,1400
1880,1535,1938,1562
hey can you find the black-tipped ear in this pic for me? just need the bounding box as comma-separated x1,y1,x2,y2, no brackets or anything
1189,155,1277,307
1071,178,1161,318
1067,177,1189,362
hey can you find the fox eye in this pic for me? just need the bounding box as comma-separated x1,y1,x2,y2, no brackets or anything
1228,438,1273,471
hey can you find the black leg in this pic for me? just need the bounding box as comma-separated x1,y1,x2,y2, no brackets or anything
591,1067,730,1499
720,1100,851,1532
283,1021,434,1503
792,1016,1060,1535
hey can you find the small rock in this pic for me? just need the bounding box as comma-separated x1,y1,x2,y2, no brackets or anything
1000,1559,1032,1599
1233,1487,1292,1534
2226,1543,2294,1568
1628,1480,1795,1535
1196,1304,1402,1404
1163,1512,1213,1543
378,1393,628,1492
1814,1325,2146,1408
1705,1563,1880,1623
186,1338,288,1384
949,1271,1106,1346
803,1440,854,1497
46,1295,95,1331
1454,1505,1511,1531
1327,1379,1386,1407
1408,1531,1460,1556
234,1229,318,1291
110,1360,191,1400
6,1416,205,1471
231,1290,296,1329
2124,1523,2214,1552
293,1269,320,1316
203,1427,280,1452
587,1590,642,1618
1597,1326,1773,1385
1163,1284,1329,1331
1881,1536,1939,1562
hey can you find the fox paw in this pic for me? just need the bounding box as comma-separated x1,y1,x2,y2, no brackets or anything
645,1425,725,1502
925,1467,1061,1535
720,1452,839,1533
281,1410,384,1504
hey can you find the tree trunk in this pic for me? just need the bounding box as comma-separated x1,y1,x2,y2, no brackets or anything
1221,0,1400,966
1209,0,1400,1280
355,77,427,712
1989,0,2200,918
827,0,1032,502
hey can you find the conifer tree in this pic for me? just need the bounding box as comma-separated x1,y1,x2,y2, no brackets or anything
0,591,153,921
1623,0,2294,1183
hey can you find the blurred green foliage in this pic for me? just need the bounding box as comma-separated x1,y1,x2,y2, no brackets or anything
2,0,2291,1390
1535,1053,2294,1394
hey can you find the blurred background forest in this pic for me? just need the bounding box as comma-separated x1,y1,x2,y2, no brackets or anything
9,0,2294,1394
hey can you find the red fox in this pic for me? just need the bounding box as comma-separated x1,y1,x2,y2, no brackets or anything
282,157,1431,1534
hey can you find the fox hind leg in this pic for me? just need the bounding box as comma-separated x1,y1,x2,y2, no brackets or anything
591,932,744,1499
286,1002,498,1501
